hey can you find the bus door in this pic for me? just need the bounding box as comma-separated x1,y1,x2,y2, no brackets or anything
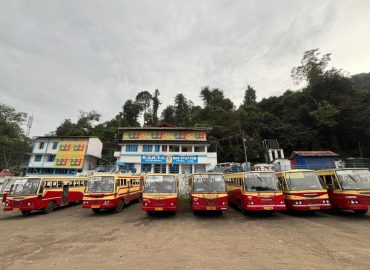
61,183,69,206
322,174,341,206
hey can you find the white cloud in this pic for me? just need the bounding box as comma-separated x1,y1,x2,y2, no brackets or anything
1,0,369,135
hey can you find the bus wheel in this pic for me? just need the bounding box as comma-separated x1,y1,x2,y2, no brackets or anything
43,201,56,214
22,210,31,216
114,200,124,213
147,211,154,216
92,208,101,214
137,195,142,203
354,209,368,215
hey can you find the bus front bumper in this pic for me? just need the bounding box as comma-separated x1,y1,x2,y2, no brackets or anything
245,204,286,211
82,200,115,209
288,204,331,211
142,205,177,212
192,205,228,211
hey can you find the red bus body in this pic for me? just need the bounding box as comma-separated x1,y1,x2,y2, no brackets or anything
3,177,87,214
142,174,178,213
82,174,143,212
190,173,228,211
225,172,286,212
317,169,370,214
277,170,331,211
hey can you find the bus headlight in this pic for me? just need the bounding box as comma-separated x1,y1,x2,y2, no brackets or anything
280,200,284,204
27,202,33,206
104,201,110,204
5,202,9,207
170,202,175,206
349,200,359,204
194,201,199,205
221,201,226,205
322,200,330,204
144,202,148,206
249,201,254,205
294,201,303,205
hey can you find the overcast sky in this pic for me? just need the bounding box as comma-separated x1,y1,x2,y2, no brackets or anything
1,0,370,136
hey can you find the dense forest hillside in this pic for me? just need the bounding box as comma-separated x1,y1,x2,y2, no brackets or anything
351,72,370,91
2,49,370,171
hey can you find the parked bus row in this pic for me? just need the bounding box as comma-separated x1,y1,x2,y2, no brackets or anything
1,168,370,216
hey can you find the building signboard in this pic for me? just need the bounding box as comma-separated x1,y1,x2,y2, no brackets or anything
141,155,199,164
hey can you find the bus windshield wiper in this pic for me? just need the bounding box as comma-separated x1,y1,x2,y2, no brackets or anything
348,175,358,183
202,179,209,185
251,173,263,182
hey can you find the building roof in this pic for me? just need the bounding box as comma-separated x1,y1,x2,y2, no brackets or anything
290,151,339,158
34,136,100,140
119,127,212,132
119,140,210,145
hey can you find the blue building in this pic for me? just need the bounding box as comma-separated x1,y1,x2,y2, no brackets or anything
290,151,339,170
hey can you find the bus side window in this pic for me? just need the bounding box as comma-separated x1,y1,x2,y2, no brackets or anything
323,175,333,189
124,179,127,186
52,181,57,188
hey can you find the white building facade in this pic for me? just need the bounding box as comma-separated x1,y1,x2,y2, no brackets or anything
27,136,102,175
114,127,217,174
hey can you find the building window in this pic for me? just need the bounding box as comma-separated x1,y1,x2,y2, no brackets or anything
154,145,160,152
154,164,166,173
169,145,180,152
194,146,205,152
181,146,192,152
126,145,138,152
48,155,55,162
142,145,153,152
162,145,167,152
39,142,45,149
169,164,179,173
34,155,42,162
142,164,152,173
52,142,58,149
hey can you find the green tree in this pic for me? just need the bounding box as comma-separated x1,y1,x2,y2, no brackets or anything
151,89,161,126
243,85,257,106
123,100,141,127
0,104,32,173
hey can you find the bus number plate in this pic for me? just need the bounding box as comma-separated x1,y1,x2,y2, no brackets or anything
310,206,320,210
206,207,216,210
13,208,20,211
155,207,163,211
91,205,100,208
264,207,273,210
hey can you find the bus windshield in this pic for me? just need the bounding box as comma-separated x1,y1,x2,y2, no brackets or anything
9,178,40,195
245,172,280,192
286,172,323,191
86,176,114,193
336,170,370,190
193,174,226,193
144,175,176,193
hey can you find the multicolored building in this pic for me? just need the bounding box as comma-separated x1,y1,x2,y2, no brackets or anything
114,127,217,174
27,136,102,175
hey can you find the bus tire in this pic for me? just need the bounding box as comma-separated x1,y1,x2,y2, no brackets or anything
137,195,142,203
147,211,154,216
43,201,56,214
238,201,246,215
92,208,101,214
22,210,31,216
114,200,124,213
354,209,368,215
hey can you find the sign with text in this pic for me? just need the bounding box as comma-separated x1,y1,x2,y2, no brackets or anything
141,155,199,164
123,131,206,141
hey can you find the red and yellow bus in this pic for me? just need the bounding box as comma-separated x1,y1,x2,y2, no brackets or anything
82,174,143,213
225,171,286,213
317,168,370,215
276,170,331,211
3,176,88,215
142,174,178,214
189,173,228,213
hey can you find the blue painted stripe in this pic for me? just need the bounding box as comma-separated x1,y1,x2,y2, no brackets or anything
119,153,208,157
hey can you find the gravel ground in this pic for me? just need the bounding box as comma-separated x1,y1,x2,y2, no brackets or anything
1,200,370,270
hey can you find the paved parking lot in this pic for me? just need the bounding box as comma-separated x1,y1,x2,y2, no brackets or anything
1,200,370,270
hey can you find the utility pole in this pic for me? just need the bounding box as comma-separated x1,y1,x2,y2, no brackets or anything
242,131,248,170
358,142,363,159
